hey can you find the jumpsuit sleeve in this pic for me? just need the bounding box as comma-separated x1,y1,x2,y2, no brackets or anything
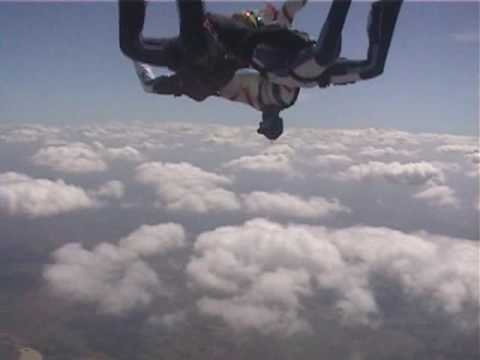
278,0,308,27
133,62,184,97
261,0,308,28
133,62,156,93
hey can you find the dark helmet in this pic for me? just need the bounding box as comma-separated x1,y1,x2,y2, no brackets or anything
257,111,284,140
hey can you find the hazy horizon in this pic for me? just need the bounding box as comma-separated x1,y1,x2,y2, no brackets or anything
0,1,478,359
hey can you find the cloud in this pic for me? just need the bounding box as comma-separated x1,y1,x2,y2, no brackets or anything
148,310,187,329
187,219,478,335
91,180,125,200
0,125,61,144
313,154,353,168
339,161,445,185
0,172,96,217
242,192,350,220
197,268,312,336
95,143,145,163
44,222,186,315
224,153,293,175
414,185,459,207
436,144,478,155
119,223,186,257
359,146,416,158
45,243,160,315
32,142,108,174
135,161,240,213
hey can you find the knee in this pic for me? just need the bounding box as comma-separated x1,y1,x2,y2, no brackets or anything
315,36,342,66
119,36,140,60
361,66,384,80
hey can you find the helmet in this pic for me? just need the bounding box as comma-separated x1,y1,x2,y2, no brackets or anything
257,111,283,140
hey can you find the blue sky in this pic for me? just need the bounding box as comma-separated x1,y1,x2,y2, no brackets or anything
0,1,478,135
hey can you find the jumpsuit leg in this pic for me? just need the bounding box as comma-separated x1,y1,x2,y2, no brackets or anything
314,0,352,65
176,0,209,57
118,0,182,70
319,0,403,86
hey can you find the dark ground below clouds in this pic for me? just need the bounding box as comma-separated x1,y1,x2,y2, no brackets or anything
0,230,478,360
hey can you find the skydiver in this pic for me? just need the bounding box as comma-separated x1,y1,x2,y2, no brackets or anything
222,0,403,140
119,0,309,101
134,0,403,140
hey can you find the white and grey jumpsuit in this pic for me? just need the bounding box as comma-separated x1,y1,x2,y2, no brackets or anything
218,0,403,112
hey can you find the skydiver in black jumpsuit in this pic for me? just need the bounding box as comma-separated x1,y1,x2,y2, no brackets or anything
118,0,309,102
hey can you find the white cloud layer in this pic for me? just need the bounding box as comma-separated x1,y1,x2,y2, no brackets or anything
135,161,240,213
32,142,108,174
44,223,186,314
414,185,459,207
340,161,445,185
90,180,125,200
242,192,350,219
188,219,479,335
0,172,96,217
224,153,293,175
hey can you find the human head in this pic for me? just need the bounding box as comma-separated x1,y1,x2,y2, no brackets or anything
257,111,284,140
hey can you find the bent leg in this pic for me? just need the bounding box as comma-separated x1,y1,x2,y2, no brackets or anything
119,0,182,69
314,0,352,65
177,0,208,57
318,0,403,86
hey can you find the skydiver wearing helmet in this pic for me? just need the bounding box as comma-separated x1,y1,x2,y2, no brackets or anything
119,0,309,102
215,0,403,140
127,0,403,140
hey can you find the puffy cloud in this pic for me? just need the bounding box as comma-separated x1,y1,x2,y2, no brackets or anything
187,219,478,335
436,144,478,154
96,143,145,163
310,143,349,154
197,269,312,336
45,243,160,315
201,125,262,149
148,310,187,328
223,153,293,175
414,185,459,207
32,142,108,174
0,172,96,217
44,222,186,314
0,125,61,144
340,161,445,185
91,180,125,200
466,152,480,164
135,161,240,213
263,144,296,157
119,223,186,257
359,146,416,158
313,154,353,168
242,192,350,220
31,141,146,174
